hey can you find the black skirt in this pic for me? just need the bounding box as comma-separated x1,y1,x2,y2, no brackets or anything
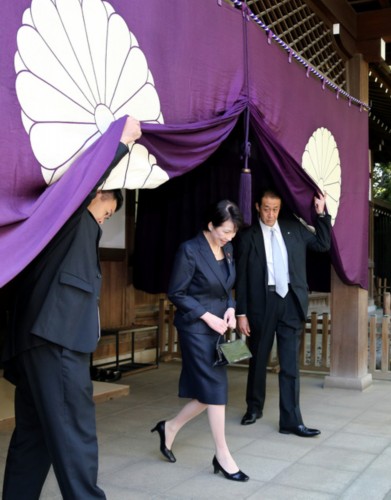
178,330,228,405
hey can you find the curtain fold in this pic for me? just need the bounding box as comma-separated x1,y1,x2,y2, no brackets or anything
0,95,368,289
138,100,246,178
0,103,246,287
134,99,367,292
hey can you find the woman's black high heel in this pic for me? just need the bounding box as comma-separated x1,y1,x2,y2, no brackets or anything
151,420,176,463
212,456,249,482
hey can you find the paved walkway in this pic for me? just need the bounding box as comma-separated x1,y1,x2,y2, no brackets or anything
1,362,391,499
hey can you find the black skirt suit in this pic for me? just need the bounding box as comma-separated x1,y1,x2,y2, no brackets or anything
168,232,236,405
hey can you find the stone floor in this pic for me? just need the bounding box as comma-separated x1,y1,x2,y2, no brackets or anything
1,362,391,499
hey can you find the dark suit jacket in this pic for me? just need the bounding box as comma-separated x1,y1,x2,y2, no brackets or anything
235,214,331,321
168,232,236,334
3,143,128,365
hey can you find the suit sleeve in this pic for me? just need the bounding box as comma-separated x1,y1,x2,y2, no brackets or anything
304,214,332,252
167,243,208,322
84,142,129,207
234,231,249,316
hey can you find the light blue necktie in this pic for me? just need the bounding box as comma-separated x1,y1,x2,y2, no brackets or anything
271,228,288,298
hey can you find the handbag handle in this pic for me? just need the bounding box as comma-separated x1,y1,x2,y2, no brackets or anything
215,329,239,348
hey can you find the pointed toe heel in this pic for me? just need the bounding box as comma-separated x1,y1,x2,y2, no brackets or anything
212,456,249,482
151,420,176,463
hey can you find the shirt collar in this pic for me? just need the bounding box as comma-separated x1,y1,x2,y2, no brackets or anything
259,219,281,233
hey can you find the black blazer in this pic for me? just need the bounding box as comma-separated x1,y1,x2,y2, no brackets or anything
235,215,331,321
168,232,236,334
3,143,128,361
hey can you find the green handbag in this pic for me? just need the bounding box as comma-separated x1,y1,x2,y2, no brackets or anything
214,333,252,367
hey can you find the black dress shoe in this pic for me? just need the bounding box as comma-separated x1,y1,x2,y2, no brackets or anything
212,456,249,482
240,411,263,425
151,421,176,462
279,424,321,437
101,369,122,382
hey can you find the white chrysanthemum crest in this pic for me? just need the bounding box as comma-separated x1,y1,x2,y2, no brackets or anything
302,127,341,225
15,0,168,188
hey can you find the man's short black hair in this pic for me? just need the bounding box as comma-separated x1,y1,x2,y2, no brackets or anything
102,189,123,212
112,189,123,212
256,188,281,205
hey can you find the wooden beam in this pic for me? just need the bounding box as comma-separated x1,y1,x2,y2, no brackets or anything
305,0,357,37
332,23,385,63
332,23,358,59
357,38,386,63
357,9,391,42
346,53,369,102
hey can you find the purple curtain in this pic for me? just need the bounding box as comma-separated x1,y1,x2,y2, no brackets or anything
0,0,368,290
0,119,126,287
139,100,246,177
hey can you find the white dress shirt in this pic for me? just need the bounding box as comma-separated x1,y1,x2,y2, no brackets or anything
259,219,290,286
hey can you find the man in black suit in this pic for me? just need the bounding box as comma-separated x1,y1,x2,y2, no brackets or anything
235,188,330,437
2,117,141,499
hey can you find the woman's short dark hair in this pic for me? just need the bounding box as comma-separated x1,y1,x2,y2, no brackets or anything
202,200,243,231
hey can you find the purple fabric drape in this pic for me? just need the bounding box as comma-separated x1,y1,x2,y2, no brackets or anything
0,105,246,287
139,100,246,177
0,0,368,290
0,118,126,287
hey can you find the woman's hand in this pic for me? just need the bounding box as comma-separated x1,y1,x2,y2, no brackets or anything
201,312,229,335
224,307,236,330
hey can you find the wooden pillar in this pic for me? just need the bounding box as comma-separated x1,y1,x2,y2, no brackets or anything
324,53,372,390
324,267,372,389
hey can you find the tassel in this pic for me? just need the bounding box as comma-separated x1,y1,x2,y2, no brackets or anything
239,167,252,226
240,9,252,226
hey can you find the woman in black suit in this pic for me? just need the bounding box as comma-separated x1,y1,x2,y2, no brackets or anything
152,200,249,482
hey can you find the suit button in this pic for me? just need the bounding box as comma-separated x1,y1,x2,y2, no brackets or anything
97,273,102,279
